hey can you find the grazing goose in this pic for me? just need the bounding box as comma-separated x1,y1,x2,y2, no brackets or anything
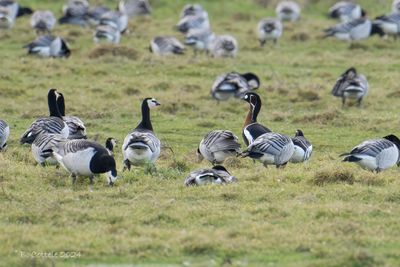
47,139,118,186
184,28,215,55
209,35,238,58
177,13,210,34
86,6,110,26
211,72,260,102
329,2,363,22
393,0,400,13
122,98,161,171
197,130,241,165
341,135,400,172
31,133,66,166
30,10,56,33
242,92,272,146
276,1,301,22
94,24,121,44
59,0,88,27
0,120,9,151
100,10,128,34
150,36,185,55
105,137,117,156
119,0,151,17
57,93,87,140
257,18,283,46
180,4,207,19
374,13,400,38
241,132,294,168
332,67,368,107
0,0,32,20
184,165,237,186
20,89,69,145
24,35,71,58
290,129,312,163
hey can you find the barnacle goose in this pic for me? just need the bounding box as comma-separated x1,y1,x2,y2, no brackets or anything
59,0,89,27
197,130,241,165
374,13,400,38
150,36,185,56
393,0,400,13
0,5,14,28
241,132,294,168
341,135,400,172
177,13,210,34
94,24,121,44
241,92,271,146
30,10,56,34
332,67,368,107
31,133,66,166
180,4,207,19
0,0,32,20
122,98,161,171
57,93,87,140
209,35,238,58
99,10,128,34
47,139,118,186
276,1,301,22
20,89,69,145
211,72,260,102
86,6,110,26
257,18,283,46
105,137,117,156
0,120,9,151
119,0,151,17
184,28,215,55
184,165,237,186
329,2,363,22
24,35,71,58
290,129,312,163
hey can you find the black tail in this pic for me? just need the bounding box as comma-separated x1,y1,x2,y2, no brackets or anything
17,6,33,17
342,155,361,162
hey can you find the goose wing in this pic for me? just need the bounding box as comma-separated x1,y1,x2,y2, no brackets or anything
247,133,293,160
203,130,240,153
324,18,365,35
20,117,66,144
346,139,394,158
123,130,160,152
25,35,54,49
63,115,87,139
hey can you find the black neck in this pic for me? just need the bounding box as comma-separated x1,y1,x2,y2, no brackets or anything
48,91,62,118
251,100,261,123
57,94,66,116
136,100,153,131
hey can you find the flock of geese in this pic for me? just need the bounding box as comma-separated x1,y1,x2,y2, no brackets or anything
1,0,400,188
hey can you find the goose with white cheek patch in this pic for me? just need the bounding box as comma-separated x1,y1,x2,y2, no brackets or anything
212,72,260,102
332,67,368,107
119,0,152,17
20,89,69,145
290,129,312,163
31,133,66,166
209,35,238,58
197,130,241,165
241,132,294,168
257,18,283,46
122,98,161,171
329,2,363,22
150,36,185,56
105,137,117,156
340,135,400,173
184,166,237,186
0,119,10,151
241,92,271,146
57,92,87,140
24,35,71,58
30,10,56,34
276,1,301,22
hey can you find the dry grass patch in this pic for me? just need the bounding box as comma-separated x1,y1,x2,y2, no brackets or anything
88,45,138,60
313,167,355,185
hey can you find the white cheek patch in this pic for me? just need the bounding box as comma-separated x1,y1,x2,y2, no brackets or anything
248,80,258,89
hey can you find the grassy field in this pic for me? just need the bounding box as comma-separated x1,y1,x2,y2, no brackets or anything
1,0,400,266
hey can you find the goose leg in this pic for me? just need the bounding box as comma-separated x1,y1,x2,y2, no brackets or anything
89,176,94,192
259,40,266,47
357,97,363,107
342,97,346,108
71,174,77,185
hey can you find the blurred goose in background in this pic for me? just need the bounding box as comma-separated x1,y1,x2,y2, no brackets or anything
0,0,32,19
184,28,215,55
100,10,128,34
94,24,121,44
329,1,363,22
197,130,241,165
177,13,210,34
290,129,312,163
0,5,13,28
86,6,110,26
119,0,151,17
276,1,301,22
341,135,400,172
332,67,369,107
257,18,283,46
122,98,161,172
105,137,117,156
57,93,87,140
150,36,185,55
20,89,69,145
374,13,400,39
30,10,56,34
31,133,66,166
209,35,238,58
241,132,294,168
24,35,71,58
184,166,237,186
59,0,89,27
393,0,400,13
211,72,260,102
0,120,9,151
180,4,208,19
241,92,271,146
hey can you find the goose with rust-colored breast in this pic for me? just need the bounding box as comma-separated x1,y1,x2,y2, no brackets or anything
211,72,260,102
122,98,161,171
0,119,9,151
184,166,237,186
290,129,312,163
332,67,368,107
57,92,87,140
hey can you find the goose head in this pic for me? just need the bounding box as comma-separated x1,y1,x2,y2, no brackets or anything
196,147,204,162
295,129,304,137
105,160,118,186
241,73,260,90
48,89,63,118
384,134,400,151
105,137,117,152
144,97,161,109
242,92,261,109
60,38,71,58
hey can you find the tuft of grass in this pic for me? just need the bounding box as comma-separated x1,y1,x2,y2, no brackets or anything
88,45,138,59
313,168,355,185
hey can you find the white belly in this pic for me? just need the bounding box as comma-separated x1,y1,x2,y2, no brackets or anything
290,146,305,163
124,146,157,165
60,148,95,176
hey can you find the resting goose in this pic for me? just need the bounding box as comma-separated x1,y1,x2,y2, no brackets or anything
0,5,14,28
241,132,294,168
30,10,56,34
57,93,87,140
276,1,301,22
341,135,400,172
0,120,9,151
329,2,363,22
211,72,260,102
100,10,128,34
332,67,368,107
24,35,71,58
59,0,89,27
177,13,210,34
257,18,283,46
242,92,272,146
31,133,66,166
86,6,110,26
105,137,117,156
374,13,400,38
197,130,241,165
180,4,207,19
47,139,118,186
20,89,69,145
184,165,237,186
150,36,185,56
0,0,32,21
184,28,215,55
94,24,121,44
119,0,151,17
209,35,238,58
290,129,312,163
393,0,400,13
122,98,161,171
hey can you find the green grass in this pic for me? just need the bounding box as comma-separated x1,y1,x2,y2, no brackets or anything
1,0,400,266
